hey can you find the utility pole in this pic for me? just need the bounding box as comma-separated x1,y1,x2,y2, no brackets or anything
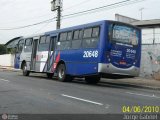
57,5,61,29
153,28,155,44
51,0,62,29
139,8,144,20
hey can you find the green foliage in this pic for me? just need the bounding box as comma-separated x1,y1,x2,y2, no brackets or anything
0,44,7,55
7,48,16,54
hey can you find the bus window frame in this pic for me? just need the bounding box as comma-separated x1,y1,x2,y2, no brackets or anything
18,39,24,53
82,26,100,49
38,35,50,51
71,29,83,49
57,31,72,50
92,26,100,38
39,35,47,44
23,38,33,53
25,38,33,46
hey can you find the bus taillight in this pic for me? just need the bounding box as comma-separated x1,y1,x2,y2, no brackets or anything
119,60,126,65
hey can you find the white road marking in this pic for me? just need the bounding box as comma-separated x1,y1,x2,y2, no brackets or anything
126,92,160,99
61,94,104,106
0,78,10,82
105,104,110,109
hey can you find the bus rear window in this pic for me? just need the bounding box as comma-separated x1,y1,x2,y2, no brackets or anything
110,24,139,46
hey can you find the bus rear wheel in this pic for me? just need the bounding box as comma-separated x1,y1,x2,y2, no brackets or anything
85,75,100,84
22,63,30,76
57,64,72,82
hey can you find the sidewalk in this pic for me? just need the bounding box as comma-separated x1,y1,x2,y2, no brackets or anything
102,77,160,90
0,66,21,72
0,66,160,90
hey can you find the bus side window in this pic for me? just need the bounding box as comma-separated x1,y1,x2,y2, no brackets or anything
83,28,92,38
60,32,67,41
82,27,100,48
92,27,100,37
46,36,50,44
71,30,82,49
24,38,33,52
57,32,72,50
67,32,72,40
40,36,46,44
38,36,50,51
18,39,24,53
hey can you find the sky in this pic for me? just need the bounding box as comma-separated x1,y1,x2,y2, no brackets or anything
0,0,160,44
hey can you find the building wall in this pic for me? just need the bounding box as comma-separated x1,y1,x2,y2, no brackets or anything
0,54,15,67
115,14,138,24
140,44,160,79
142,28,160,44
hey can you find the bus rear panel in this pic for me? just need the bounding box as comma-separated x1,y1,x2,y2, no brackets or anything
98,21,141,77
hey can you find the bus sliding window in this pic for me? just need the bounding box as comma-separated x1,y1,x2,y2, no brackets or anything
82,38,98,48
24,38,32,52
83,28,92,38
92,27,100,37
71,40,81,49
57,41,71,50
38,44,49,51
18,39,24,52
38,36,50,51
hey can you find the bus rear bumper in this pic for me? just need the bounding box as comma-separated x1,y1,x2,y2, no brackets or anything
98,63,140,77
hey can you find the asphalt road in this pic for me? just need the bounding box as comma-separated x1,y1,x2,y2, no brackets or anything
0,71,160,114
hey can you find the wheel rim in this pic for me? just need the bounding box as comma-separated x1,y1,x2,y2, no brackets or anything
59,68,64,79
23,65,27,74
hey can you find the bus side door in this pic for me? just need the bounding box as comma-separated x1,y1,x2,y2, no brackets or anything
47,36,57,72
31,38,38,71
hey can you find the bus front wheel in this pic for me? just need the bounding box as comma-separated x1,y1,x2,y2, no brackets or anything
57,64,72,82
22,63,30,76
85,75,100,84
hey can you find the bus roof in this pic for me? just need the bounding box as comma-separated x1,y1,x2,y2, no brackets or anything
21,20,140,39
45,20,140,35
45,20,107,35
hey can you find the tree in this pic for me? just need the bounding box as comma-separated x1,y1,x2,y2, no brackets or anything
0,44,7,55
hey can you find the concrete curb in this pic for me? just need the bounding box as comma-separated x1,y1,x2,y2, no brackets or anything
137,85,160,90
116,82,160,91
0,67,21,72
101,79,160,91
101,77,160,90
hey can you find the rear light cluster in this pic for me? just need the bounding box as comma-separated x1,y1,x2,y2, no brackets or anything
119,60,126,65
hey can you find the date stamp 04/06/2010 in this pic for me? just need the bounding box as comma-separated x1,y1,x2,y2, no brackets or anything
122,106,159,120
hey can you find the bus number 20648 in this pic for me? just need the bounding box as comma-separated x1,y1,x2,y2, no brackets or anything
83,50,99,58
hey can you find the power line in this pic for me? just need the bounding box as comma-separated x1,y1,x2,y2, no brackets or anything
63,0,145,18
0,0,93,25
64,0,93,11
34,21,52,34
0,18,56,30
0,0,146,31
62,0,146,19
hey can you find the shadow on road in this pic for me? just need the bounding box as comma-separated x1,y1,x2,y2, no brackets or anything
19,73,145,90
72,78,143,90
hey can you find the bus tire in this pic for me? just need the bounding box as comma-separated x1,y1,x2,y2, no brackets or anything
47,73,53,79
85,75,100,84
22,63,30,76
57,64,72,82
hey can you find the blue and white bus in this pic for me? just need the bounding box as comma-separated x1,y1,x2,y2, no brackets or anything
16,20,141,84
